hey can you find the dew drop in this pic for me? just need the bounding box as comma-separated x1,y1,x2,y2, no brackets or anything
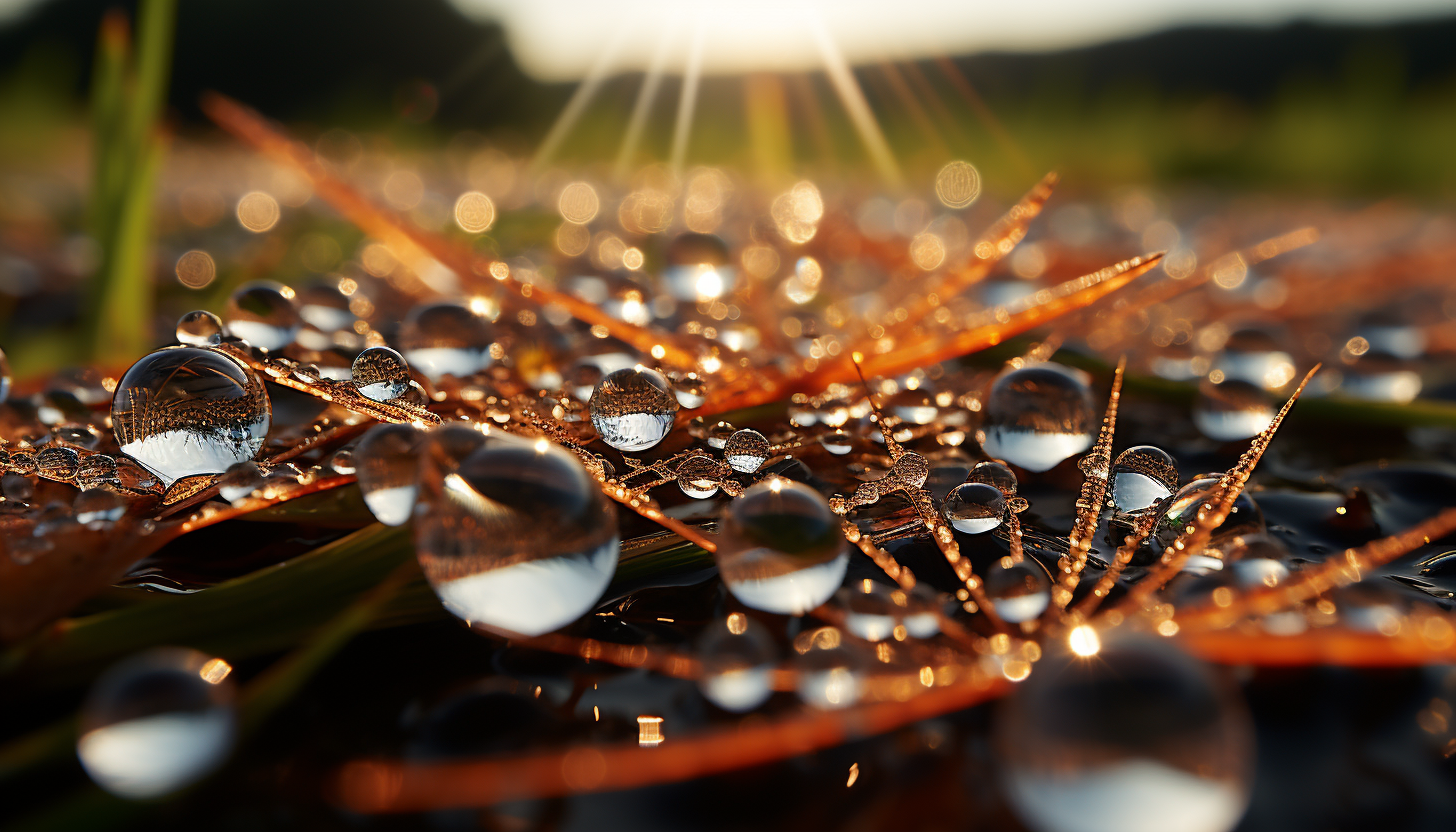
818,429,853,455
588,366,678,452
1193,379,1273,442
983,557,1051,622
224,281,300,351
110,347,270,486
52,423,101,450
794,629,862,710
77,648,236,800
995,638,1253,832
663,233,733,302
1111,445,1179,515
697,613,776,712
75,453,118,490
887,389,939,425
1211,325,1294,390
3,471,35,502
716,478,849,615
350,346,413,402
967,459,1018,496
723,428,770,473
355,423,425,526
218,461,265,505
943,481,1006,534
36,446,80,481
1145,475,1264,564
74,488,126,525
676,454,721,499
328,448,356,475
397,300,495,382
414,432,619,636
669,372,707,409
176,310,225,347
977,363,1095,472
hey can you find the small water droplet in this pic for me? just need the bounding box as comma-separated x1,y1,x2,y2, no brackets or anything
328,448,356,475
415,432,619,636
716,478,848,615
976,363,1095,472
819,429,853,455
676,455,721,499
1193,379,1273,442
351,346,413,402
663,233,733,302
794,630,862,710
697,613,776,712
176,310,224,347
218,461,264,505
75,453,119,490
224,281,300,351
887,389,939,425
74,488,126,525
398,301,495,382
2,471,35,502
983,557,1051,622
355,423,425,526
78,648,236,799
723,428,770,473
588,367,678,452
967,460,1018,496
52,423,102,450
1111,445,1179,514
668,372,707,409
111,347,270,486
36,446,80,481
943,482,1006,534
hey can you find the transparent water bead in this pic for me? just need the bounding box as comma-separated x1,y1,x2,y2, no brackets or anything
838,580,938,641
996,638,1253,832
1111,445,1179,514
36,446,80,481
397,300,495,382
663,232,734,302
351,346,412,402
697,612,777,712
977,363,1095,472
943,481,1006,534
794,628,863,710
110,347,270,486
723,428,770,473
676,454,722,499
669,372,707,409
887,388,939,425
819,429,853,455
1340,350,1422,404
78,647,237,800
218,461,265,505
355,423,425,526
1211,326,1294,390
74,488,126,525
224,281,300,351
984,556,1052,623
75,454,118,489
176,310,225,347
1193,379,1273,442
1145,475,1263,566
588,366,678,452
716,478,849,615
968,459,1018,496
52,423,101,450
415,432,619,636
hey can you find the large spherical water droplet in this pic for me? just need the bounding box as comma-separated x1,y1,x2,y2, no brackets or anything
224,281,300,351
1111,445,1179,515
996,638,1253,832
984,556,1051,622
588,366,678,452
110,347,270,486
1145,475,1263,565
723,428,770,473
1193,379,1273,442
675,454,721,499
968,459,1019,496
77,647,236,800
716,478,848,615
697,612,776,712
176,310,224,347
350,346,412,402
296,282,357,333
943,481,1006,534
977,363,1095,472
355,423,424,526
415,432,619,636
397,300,495,382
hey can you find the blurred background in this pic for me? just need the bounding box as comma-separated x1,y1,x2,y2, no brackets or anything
1,0,1454,373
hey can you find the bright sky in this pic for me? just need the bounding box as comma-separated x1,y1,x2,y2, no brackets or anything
450,0,1455,81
